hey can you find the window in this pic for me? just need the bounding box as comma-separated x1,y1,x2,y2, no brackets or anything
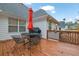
19,20,26,32
19,20,26,26
8,18,18,26
8,17,26,32
9,26,18,32
19,26,26,32
8,17,18,32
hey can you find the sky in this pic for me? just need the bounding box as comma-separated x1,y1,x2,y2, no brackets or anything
24,3,79,22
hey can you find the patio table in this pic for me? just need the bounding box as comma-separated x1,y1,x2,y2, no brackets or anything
21,33,41,56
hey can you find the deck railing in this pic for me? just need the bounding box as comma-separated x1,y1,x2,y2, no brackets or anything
47,30,79,44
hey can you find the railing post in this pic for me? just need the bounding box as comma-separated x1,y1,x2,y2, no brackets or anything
59,31,61,41
47,30,48,40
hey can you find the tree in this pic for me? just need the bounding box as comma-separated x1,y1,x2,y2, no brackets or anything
63,18,66,22
66,22,73,29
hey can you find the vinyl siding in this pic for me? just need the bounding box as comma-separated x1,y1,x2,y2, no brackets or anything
0,15,9,40
0,15,8,34
48,32,59,39
0,15,21,40
33,16,47,38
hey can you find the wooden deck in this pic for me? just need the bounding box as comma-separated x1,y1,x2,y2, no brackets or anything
0,39,79,56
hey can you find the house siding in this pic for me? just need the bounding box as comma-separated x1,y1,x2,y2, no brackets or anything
0,3,28,40
0,15,10,40
48,32,59,40
34,20,47,38
0,15,22,40
0,16,8,34
33,16,47,39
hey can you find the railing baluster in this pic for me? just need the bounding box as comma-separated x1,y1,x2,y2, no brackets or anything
71,32,73,43
70,32,72,43
75,32,77,44
75,32,76,44
68,32,70,42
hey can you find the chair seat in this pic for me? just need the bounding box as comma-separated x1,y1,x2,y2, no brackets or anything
11,35,25,44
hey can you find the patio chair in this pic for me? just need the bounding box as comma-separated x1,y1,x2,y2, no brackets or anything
11,35,30,55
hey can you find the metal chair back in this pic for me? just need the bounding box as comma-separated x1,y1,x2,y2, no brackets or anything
11,35,24,44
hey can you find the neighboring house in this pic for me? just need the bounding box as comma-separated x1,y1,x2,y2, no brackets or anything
59,21,65,30
0,3,59,40
0,3,28,40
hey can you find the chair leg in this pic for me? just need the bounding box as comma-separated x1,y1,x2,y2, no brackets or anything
29,47,31,56
23,43,26,49
27,45,32,56
11,43,17,54
39,40,42,52
28,41,32,56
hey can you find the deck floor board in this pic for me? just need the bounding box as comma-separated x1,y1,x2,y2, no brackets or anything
0,39,79,56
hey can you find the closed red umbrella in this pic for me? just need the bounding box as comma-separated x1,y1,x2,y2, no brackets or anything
27,8,33,30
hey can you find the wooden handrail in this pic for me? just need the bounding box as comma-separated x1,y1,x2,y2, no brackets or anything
47,30,79,33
